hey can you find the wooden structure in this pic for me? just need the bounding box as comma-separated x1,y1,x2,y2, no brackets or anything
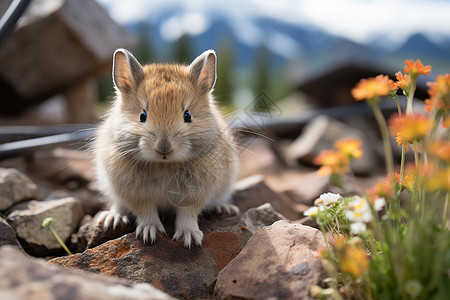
0,0,136,123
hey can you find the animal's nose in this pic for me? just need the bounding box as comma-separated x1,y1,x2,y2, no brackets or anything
156,139,173,155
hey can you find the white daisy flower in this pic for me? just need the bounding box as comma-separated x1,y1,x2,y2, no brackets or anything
346,196,373,224
404,279,422,299
350,222,367,234
318,192,343,206
374,197,386,211
304,206,319,217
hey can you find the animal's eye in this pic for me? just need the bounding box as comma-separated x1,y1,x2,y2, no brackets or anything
140,110,147,123
183,110,192,123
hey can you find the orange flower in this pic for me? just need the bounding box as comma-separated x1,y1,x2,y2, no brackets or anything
401,163,417,191
335,138,363,160
352,75,395,101
314,149,350,176
386,172,401,185
367,181,394,202
427,74,450,104
389,114,432,143
426,140,450,164
332,237,369,278
426,74,450,128
404,59,431,77
395,132,409,152
401,174,416,191
424,168,450,192
424,99,435,113
394,71,411,91
443,115,450,128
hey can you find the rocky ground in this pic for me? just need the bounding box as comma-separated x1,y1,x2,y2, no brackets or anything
0,115,388,300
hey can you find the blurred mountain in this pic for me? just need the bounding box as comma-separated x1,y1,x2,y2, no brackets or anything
396,33,449,58
124,14,450,74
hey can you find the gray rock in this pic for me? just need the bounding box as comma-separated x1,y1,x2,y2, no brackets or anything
0,245,175,300
0,168,37,210
6,197,84,256
215,220,328,300
49,204,285,299
0,217,23,250
233,175,302,220
285,115,377,175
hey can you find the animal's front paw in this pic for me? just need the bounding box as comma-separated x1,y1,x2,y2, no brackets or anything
173,223,204,248
136,220,166,244
213,203,240,215
96,210,130,229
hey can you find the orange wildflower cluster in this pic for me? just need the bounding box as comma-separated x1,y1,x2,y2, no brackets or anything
351,75,395,102
425,74,450,127
404,59,432,77
389,114,432,143
425,168,450,192
332,236,369,278
394,71,411,91
402,163,450,192
386,172,401,185
335,138,363,160
395,132,409,152
314,138,363,177
366,180,394,202
426,141,450,164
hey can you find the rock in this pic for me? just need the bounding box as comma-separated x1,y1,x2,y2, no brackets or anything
0,167,37,210
48,204,285,299
0,217,23,250
215,220,327,300
237,138,281,179
73,212,135,252
285,115,377,175
6,197,84,256
0,246,175,300
233,175,304,220
264,170,330,206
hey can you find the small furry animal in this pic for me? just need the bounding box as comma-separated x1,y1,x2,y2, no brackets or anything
94,49,239,248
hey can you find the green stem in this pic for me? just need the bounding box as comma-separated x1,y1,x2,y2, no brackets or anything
392,93,402,115
443,193,449,230
49,225,73,256
399,143,406,180
371,104,394,175
406,79,416,115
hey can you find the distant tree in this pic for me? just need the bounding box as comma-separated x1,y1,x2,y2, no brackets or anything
134,22,154,64
215,35,235,108
172,34,192,63
252,45,272,111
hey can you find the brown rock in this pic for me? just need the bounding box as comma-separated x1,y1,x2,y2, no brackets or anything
0,245,175,300
48,204,285,299
264,170,330,206
73,211,135,252
233,175,303,220
0,167,37,210
215,220,327,300
238,138,281,179
6,197,84,256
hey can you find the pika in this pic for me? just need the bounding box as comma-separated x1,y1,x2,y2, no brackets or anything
94,49,239,248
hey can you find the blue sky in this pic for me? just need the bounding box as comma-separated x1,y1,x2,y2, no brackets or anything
97,0,450,48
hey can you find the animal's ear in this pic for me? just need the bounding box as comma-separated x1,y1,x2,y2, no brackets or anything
188,50,217,93
112,48,144,94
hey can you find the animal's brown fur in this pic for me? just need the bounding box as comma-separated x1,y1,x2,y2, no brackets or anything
94,49,238,248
